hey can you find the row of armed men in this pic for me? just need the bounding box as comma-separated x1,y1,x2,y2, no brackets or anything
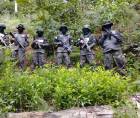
0,21,126,75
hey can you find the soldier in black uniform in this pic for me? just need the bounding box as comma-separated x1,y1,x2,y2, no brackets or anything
10,24,29,69
0,24,9,47
31,28,49,69
99,21,126,75
54,25,72,67
0,23,9,64
75,25,97,68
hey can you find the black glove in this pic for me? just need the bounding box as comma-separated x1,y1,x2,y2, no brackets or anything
31,42,39,49
58,43,63,47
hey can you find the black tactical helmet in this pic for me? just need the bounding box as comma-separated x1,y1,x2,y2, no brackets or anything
102,21,113,28
16,24,25,30
102,21,113,31
82,24,91,35
0,23,6,29
36,27,44,37
59,25,68,31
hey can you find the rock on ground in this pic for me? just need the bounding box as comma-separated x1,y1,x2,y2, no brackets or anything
6,106,113,118
131,93,140,117
4,93,140,118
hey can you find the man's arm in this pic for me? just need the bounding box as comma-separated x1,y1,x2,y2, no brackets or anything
111,31,123,43
88,35,97,49
25,34,29,47
54,36,63,46
41,39,49,49
98,33,107,45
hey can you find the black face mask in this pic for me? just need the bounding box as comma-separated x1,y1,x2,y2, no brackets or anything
102,25,111,32
61,28,68,35
37,31,44,37
0,28,5,34
82,28,90,35
18,28,24,33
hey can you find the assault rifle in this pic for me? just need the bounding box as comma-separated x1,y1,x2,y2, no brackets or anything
9,32,25,50
56,38,72,53
80,37,91,52
103,28,122,42
35,39,43,49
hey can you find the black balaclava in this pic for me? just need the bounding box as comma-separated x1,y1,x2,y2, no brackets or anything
0,27,5,34
17,28,24,34
102,21,113,32
0,25,6,34
82,28,91,35
36,31,44,37
60,26,68,35
102,25,111,32
61,28,67,35
17,24,25,34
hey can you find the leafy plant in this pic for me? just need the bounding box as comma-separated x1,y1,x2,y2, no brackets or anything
0,61,131,112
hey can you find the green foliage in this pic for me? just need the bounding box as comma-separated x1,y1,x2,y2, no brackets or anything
0,1,14,14
2,0,140,44
0,59,131,112
0,73,47,112
15,0,140,36
49,67,130,109
126,54,140,92
114,100,138,118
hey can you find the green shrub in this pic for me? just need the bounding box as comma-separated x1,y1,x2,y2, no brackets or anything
46,67,130,109
0,1,14,14
0,48,134,113
0,72,48,113
0,62,131,113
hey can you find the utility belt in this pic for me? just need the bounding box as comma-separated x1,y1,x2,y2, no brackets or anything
104,49,120,54
57,45,63,47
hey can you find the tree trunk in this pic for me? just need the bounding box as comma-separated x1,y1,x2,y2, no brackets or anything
15,0,18,13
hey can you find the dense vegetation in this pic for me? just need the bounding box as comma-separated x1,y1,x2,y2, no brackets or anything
0,59,131,112
0,0,140,117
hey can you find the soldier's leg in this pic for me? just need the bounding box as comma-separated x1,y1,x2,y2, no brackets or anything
113,51,126,69
86,54,95,65
56,52,63,65
63,53,71,67
12,50,18,58
32,52,38,69
80,55,86,68
0,50,3,64
104,52,113,70
113,51,126,75
18,48,25,69
38,52,45,67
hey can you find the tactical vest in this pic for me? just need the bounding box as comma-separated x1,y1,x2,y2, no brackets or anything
56,34,72,53
33,37,47,53
101,30,122,53
80,33,96,55
14,33,29,49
